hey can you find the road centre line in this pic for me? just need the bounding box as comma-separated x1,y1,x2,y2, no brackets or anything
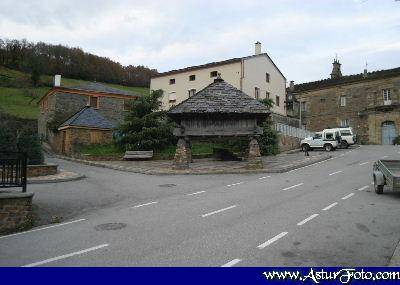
342,193,355,200
22,244,109,267
297,214,319,226
258,176,271,180
257,232,288,249
0,219,86,240
132,201,158,208
227,182,243,187
359,162,370,166
187,190,206,196
221,259,242,267
282,183,304,191
201,205,237,218
322,202,338,211
358,185,369,191
329,170,343,176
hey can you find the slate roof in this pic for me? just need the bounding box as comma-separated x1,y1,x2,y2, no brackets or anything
293,67,400,92
66,82,139,97
168,77,270,116
59,106,117,130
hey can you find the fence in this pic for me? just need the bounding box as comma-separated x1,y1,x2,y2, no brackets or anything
0,152,27,192
274,123,314,139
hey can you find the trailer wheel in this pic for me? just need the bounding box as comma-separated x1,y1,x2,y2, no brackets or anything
374,176,384,194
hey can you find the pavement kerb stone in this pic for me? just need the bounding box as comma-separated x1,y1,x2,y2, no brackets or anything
53,153,332,175
28,174,86,184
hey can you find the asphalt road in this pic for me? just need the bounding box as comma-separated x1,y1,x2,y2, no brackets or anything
1,145,400,267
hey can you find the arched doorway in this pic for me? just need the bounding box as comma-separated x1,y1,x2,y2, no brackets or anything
381,121,397,145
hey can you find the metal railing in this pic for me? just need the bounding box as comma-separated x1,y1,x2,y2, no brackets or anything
0,152,27,192
274,123,314,139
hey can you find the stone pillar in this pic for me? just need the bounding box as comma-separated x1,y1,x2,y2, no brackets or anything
247,137,263,169
0,192,34,234
173,138,190,169
185,137,193,163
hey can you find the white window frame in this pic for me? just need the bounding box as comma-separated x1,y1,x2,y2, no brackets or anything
340,119,349,127
168,92,177,102
340,95,346,107
383,89,391,105
255,87,260,100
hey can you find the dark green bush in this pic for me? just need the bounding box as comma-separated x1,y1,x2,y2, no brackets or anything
258,120,279,156
394,136,400,145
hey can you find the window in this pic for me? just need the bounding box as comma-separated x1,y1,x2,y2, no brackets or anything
325,132,334,140
266,91,270,99
89,96,99,109
340,130,352,136
210,71,218,78
340,119,349,127
275,95,280,107
188,89,196,97
189,75,196,81
169,78,175,85
255,87,260,100
169,92,177,103
383,89,391,105
301,101,307,112
266,73,270,83
124,100,131,111
313,133,322,140
340,95,346,107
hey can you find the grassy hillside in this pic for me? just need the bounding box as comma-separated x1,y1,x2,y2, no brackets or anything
0,66,149,120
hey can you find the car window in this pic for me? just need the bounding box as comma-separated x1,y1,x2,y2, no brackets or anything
325,133,334,140
341,131,351,136
313,134,322,139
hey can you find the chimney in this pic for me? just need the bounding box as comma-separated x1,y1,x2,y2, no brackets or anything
54,75,61,87
255,41,262,55
289,80,295,91
330,58,342,79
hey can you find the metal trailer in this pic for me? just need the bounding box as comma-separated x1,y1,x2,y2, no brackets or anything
373,160,400,194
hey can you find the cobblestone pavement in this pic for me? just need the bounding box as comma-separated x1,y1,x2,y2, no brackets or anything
57,150,332,175
28,169,85,184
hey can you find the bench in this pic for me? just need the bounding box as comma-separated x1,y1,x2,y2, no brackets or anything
123,150,153,160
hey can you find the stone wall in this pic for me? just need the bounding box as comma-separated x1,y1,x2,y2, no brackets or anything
278,134,300,152
0,192,34,234
27,164,58,177
63,128,113,155
296,75,400,144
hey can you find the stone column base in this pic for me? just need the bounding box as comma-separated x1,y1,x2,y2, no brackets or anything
0,192,34,234
247,137,263,169
173,138,190,169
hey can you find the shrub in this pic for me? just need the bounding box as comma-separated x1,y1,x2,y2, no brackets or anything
394,136,400,145
258,120,279,156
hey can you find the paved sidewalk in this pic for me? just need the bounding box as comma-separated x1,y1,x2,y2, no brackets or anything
56,151,331,175
28,169,85,184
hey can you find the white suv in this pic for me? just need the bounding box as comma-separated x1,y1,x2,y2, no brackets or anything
301,130,340,152
324,127,356,148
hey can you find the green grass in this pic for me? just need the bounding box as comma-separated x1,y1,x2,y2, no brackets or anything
0,66,150,119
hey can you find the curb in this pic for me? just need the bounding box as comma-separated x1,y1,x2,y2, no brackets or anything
53,153,332,176
28,174,86,184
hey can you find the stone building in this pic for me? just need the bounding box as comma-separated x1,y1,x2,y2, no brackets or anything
38,79,140,153
292,60,400,144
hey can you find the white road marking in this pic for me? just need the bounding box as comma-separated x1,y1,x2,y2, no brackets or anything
258,176,271,180
201,205,237,218
132,201,158,208
282,183,304,191
381,156,388,159
227,182,243,187
297,214,319,226
358,185,369,191
359,162,369,166
342,193,355,200
258,232,288,249
322,202,338,211
0,219,86,240
329,170,343,176
187,190,206,196
22,244,109,267
221,259,242,267
287,157,336,173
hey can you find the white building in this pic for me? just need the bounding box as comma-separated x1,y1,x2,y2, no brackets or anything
150,42,287,115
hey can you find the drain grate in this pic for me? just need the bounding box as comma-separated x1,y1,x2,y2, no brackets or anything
159,184,176,188
95,223,127,231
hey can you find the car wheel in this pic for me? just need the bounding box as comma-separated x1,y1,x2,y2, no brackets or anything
324,144,333,152
374,176,384,194
342,141,349,149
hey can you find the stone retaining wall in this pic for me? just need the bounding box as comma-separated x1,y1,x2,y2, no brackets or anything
278,134,300,152
0,192,34,234
27,164,58,177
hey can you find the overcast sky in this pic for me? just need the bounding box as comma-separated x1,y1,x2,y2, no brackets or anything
1,0,399,83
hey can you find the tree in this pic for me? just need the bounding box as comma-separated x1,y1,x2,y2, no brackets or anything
30,60,41,86
115,90,176,151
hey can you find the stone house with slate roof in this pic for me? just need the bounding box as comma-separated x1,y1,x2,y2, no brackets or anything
38,79,140,154
151,42,286,116
292,60,400,145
